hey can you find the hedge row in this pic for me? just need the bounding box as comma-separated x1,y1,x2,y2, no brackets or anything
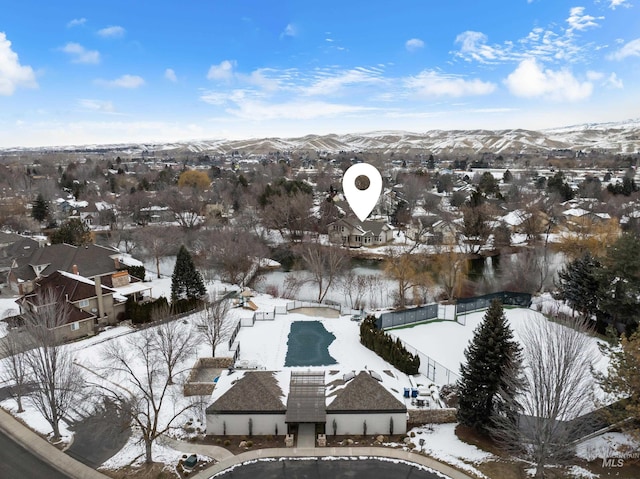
360,315,420,375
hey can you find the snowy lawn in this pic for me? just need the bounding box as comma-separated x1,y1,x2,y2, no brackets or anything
391,306,610,389
394,423,494,478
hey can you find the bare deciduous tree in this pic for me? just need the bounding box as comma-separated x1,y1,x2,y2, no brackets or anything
196,299,234,357
491,316,598,479
102,328,196,464
151,307,197,384
196,228,269,287
298,243,349,303
338,270,373,310
22,288,85,439
134,226,180,278
384,248,432,309
0,332,30,413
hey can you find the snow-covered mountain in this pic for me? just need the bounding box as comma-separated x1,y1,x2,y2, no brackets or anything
4,119,640,156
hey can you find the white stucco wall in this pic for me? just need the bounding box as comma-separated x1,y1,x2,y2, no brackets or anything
326,412,406,436
207,413,287,436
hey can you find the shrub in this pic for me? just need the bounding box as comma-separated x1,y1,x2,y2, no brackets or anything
224,439,231,446
359,316,420,375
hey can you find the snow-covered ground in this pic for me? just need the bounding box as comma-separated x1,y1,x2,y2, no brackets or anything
0,270,619,476
391,305,610,388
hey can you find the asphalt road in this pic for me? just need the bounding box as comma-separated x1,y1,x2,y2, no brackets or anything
0,428,70,479
213,457,449,479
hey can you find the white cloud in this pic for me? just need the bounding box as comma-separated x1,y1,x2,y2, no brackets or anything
67,18,87,28
454,10,603,65
164,68,177,82
97,26,125,38
566,7,603,32
405,38,425,52
281,23,297,38
302,67,385,96
96,74,145,88
605,72,623,89
0,32,38,95
406,70,496,97
504,58,592,101
607,38,640,60
609,0,631,9
61,42,100,64
78,99,115,112
226,99,373,121
586,70,604,81
207,60,236,81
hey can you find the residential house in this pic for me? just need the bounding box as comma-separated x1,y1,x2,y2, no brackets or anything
16,270,127,342
328,217,394,247
7,243,126,295
206,370,407,439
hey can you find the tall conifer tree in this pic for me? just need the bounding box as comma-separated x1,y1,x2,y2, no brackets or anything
171,245,206,302
457,299,522,432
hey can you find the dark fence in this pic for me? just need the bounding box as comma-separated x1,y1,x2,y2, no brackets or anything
228,321,241,350
376,304,438,329
455,291,532,317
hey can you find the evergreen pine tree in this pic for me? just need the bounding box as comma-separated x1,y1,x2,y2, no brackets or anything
555,252,602,320
32,193,49,223
457,299,522,432
171,245,206,302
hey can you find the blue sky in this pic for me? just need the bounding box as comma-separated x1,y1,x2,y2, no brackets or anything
1,0,639,147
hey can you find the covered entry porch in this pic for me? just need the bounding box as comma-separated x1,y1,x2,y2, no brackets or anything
286,371,326,447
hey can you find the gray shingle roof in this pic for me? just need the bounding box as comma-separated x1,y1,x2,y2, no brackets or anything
206,371,285,414
327,371,406,413
11,243,120,281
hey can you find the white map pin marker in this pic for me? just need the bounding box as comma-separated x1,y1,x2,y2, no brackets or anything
342,163,382,222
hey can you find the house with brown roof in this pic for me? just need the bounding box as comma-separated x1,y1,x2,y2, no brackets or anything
205,369,407,439
6,242,125,295
16,270,127,342
206,371,287,436
326,371,407,435
328,217,394,247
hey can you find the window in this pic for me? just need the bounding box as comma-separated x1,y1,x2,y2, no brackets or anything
78,299,90,308
70,322,80,331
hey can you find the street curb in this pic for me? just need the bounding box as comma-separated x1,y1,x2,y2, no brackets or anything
0,407,110,479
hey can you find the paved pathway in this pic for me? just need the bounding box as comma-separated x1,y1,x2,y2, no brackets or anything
296,424,315,448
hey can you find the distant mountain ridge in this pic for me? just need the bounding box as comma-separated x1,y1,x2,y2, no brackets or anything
4,119,640,156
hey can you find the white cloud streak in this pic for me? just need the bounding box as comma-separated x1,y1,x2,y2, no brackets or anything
406,70,496,97
302,67,385,96
281,23,297,38
67,18,86,28
164,68,177,82
0,32,38,95
454,7,603,65
97,25,126,38
96,74,145,88
207,60,236,81
78,99,115,112
405,38,425,52
566,7,603,32
607,38,640,60
504,58,592,101
609,0,631,9
61,42,100,64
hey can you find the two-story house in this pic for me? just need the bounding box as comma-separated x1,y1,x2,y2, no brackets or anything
16,270,127,342
328,217,394,247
